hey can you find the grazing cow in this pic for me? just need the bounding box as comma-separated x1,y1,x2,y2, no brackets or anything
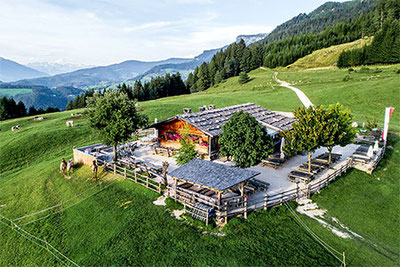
66,121,74,127
67,159,74,176
60,158,67,176
11,125,20,131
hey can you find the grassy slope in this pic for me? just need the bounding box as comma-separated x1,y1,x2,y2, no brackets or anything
277,64,400,132
308,135,400,266
0,111,337,266
1,64,399,266
287,37,373,70
139,68,301,121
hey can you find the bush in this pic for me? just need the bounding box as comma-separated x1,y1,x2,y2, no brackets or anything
373,68,382,73
365,115,378,131
348,68,354,72
359,66,370,73
396,69,400,74
343,75,351,82
238,72,250,84
175,139,198,165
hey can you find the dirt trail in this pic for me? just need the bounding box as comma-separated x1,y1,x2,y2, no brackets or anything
261,67,313,108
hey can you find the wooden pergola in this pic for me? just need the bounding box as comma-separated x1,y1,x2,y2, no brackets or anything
168,159,260,224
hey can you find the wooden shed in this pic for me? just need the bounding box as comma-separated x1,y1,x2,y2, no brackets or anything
150,103,296,159
168,158,260,224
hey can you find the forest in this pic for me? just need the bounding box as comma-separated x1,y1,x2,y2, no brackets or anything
185,0,399,93
0,96,60,121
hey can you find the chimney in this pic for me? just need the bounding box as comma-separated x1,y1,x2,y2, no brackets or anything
183,108,192,114
208,104,215,110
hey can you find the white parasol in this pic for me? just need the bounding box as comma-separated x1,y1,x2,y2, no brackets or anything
367,145,374,158
280,137,285,159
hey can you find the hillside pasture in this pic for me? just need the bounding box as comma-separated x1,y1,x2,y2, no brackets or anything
0,88,33,97
277,64,400,132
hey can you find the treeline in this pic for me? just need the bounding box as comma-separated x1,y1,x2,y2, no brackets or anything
338,20,400,67
124,72,188,101
67,72,188,109
185,0,396,92
66,89,96,110
186,40,263,92
0,96,59,121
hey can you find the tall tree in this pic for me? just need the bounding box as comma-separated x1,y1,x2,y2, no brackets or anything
282,106,326,172
321,104,356,164
219,111,273,168
86,91,148,161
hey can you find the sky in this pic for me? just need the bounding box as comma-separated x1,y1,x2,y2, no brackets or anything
0,0,348,66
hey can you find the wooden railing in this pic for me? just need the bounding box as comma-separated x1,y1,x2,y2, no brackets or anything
98,159,162,193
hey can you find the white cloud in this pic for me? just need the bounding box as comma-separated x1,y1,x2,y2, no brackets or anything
0,0,273,65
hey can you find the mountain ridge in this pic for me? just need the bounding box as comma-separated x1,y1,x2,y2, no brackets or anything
0,57,48,82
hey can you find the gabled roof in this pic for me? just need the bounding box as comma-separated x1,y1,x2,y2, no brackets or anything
151,103,296,137
169,158,260,191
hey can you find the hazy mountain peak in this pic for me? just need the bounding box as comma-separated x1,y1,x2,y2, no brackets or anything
0,57,48,82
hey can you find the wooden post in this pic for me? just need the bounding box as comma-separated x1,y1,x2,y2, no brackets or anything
296,183,299,199
158,183,161,194
134,171,137,183
307,184,311,198
280,192,283,205
244,198,248,219
146,176,149,188
264,194,268,210
206,210,209,226
113,164,116,175
343,252,346,267
174,179,177,201
124,167,127,180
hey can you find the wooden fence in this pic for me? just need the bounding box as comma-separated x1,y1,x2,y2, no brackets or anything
98,159,162,193
212,159,354,223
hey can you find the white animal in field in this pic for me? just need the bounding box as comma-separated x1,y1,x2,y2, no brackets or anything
67,159,74,175
11,125,21,131
66,121,74,127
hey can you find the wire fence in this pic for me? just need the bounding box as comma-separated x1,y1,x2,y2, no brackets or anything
0,214,79,266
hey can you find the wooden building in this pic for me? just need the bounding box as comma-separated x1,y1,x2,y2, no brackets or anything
168,158,261,224
150,103,296,159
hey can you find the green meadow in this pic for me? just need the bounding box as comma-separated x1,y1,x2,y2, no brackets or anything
0,64,399,266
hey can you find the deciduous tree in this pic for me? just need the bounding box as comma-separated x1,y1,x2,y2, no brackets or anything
219,111,273,168
86,91,148,161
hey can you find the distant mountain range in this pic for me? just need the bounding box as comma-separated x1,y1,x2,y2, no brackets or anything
26,62,94,76
0,57,47,82
132,33,269,82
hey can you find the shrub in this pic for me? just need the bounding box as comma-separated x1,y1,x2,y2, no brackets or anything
175,139,198,165
365,115,378,131
343,75,351,82
348,68,354,72
359,66,370,73
396,69,400,74
238,72,250,84
373,68,382,73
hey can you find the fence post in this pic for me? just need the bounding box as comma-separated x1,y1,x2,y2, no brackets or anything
146,176,149,188
124,167,127,180
280,192,283,205
135,171,137,183
296,183,299,200
244,198,248,219
113,164,116,175
264,194,268,210
307,184,311,198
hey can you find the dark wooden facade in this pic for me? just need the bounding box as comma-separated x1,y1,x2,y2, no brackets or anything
157,118,218,157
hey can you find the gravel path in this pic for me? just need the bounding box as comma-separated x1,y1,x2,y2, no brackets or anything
265,68,314,108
